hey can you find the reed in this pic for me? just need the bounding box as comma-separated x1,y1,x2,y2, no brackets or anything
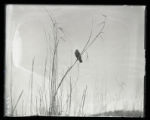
8,8,106,116
41,11,106,116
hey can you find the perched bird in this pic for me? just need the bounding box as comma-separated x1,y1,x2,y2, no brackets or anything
75,49,82,63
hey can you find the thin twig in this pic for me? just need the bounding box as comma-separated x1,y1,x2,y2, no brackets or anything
86,22,105,50
81,20,106,56
81,18,94,54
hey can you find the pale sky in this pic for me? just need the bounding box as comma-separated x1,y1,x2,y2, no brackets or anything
5,5,145,116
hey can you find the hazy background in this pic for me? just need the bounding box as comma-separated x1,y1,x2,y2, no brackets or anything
5,5,145,116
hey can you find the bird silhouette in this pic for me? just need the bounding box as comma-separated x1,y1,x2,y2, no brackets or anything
75,49,82,63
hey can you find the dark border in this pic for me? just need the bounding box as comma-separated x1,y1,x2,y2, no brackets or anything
0,1,149,120
0,2,5,119
0,0,149,5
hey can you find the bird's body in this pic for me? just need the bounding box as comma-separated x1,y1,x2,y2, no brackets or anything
75,49,82,63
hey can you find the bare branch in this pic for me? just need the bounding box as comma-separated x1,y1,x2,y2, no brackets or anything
44,8,56,27
81,18,94,54
81,20,106,55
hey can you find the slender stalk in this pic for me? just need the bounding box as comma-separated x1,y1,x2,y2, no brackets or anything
43,55,48,90
81,86,87,115
10,50,13,115
36,96,38,115
12,90,24,114
22,100,24,116
30,57,35,115
72,62,80,90
39,95,42,115
44,94,48,115
43,27,48,90
65,94,69,114
50,23,57,115
78,86,87,116
81,18,94,54
54,60,77,99
68,77,72,115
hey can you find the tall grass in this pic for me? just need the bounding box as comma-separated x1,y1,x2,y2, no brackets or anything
8,9,107,116
44,11,106,116
46,12,59,115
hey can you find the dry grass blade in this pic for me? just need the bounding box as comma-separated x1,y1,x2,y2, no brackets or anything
81,86,87,114
43,55,48,89
10,50,13,114
12,90,24,114
36,96,38,115
30,57,35,115
39,95,42,114
72,62,80,90
22,101,24,115
69,77,72,110
42,27,49,90
51,39,58,114
44,94,48,115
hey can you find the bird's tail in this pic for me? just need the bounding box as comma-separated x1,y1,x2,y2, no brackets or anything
79,58,82,63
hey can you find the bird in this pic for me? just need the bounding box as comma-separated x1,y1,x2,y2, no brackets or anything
75,49,82,63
